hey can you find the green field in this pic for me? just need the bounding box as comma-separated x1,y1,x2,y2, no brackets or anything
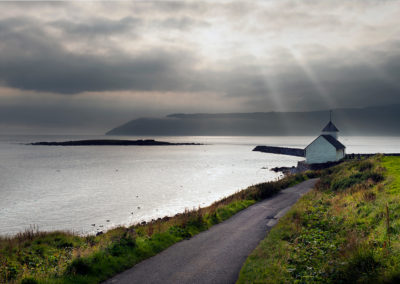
238,156,400,283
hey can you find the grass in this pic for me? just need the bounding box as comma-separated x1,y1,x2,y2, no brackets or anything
238,155,400,283
0,171,313,284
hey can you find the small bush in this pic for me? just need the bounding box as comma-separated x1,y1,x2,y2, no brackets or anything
55,240,74,248
335,247,381,283
66,257,92,275
331,176,361,191
168,226,191,239
108,236,136,257
3,263,19,281
363,191,376,201
305,170,321,179
359,160,373,172
85,235,97,246
366,172,384,183
316,176,332,190
21,277,39,284
331,171,384,191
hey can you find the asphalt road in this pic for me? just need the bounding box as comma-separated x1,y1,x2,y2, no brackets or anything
104,178,318,284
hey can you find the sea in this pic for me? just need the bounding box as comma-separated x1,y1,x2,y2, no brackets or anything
1,135,399,236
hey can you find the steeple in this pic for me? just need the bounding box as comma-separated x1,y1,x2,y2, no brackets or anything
321,110,339,139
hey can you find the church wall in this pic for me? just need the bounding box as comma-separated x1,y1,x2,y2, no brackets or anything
305,136,337,164
336,148,345,160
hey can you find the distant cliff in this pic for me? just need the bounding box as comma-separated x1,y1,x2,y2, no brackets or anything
106,104,400,136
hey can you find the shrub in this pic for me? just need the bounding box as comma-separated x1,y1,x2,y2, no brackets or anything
21,277,39,284
366,172,384,183
3,262,19,281
359,160,373,172
331,176,360,191
333,247,380,283
108,236,136,257
305,170,321,179
330,171,384,191
66,257,92,275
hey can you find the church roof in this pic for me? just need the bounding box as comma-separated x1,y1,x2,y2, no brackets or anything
305,134,346,151
322,121,339,132
321,135,345,150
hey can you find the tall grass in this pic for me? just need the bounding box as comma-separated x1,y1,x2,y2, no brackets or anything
238,155,400,283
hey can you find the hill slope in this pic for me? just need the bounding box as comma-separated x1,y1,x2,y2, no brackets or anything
238,156,400,283
106,105,400,136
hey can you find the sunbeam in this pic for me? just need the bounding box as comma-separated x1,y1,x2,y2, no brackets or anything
285,45,336,109
245,43,293,134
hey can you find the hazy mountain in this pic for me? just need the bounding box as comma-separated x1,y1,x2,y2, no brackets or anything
106,105,400,136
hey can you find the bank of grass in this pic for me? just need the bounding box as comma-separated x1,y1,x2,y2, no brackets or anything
238,155,400,283
0,171,313,284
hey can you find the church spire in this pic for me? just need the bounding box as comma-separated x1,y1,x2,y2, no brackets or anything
322,110,339,139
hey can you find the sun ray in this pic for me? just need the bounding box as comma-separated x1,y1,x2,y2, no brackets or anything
245,45,292,134
284,45,336,109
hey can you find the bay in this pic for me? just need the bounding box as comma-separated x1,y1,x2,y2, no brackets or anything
0,135,399,236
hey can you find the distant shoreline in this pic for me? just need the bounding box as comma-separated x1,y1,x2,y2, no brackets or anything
29,139,204,146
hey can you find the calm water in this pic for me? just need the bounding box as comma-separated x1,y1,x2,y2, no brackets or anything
0,135,399,236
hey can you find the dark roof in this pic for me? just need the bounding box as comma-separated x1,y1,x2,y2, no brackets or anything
321,135,345,150
322,121,339,132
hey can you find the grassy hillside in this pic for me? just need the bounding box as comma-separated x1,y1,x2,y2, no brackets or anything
0,172,311,284
238,156,400,283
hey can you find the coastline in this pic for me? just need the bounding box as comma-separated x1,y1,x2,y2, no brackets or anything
3,155,398,283
0,172,313,283
3,135,294,237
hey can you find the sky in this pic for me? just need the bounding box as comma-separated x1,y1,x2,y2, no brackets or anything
0,0,399,134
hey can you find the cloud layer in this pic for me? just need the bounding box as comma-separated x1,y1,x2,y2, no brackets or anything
0,0,399,133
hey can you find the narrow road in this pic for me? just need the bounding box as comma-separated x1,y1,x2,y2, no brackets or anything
105,178,318,284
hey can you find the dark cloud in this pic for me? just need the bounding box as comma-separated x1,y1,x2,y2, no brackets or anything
0,50,196,94
0,1,400,133
1,17,400,111
0,17,199,94
51,16,141,37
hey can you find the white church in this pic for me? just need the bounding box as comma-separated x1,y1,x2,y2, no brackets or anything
305,117,346,164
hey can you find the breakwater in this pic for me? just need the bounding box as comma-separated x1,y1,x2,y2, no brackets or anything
253,146,305,157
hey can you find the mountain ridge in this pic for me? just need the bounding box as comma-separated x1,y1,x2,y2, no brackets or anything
106,104,400,136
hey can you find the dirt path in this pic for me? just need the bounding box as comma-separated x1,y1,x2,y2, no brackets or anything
104,178,318,284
